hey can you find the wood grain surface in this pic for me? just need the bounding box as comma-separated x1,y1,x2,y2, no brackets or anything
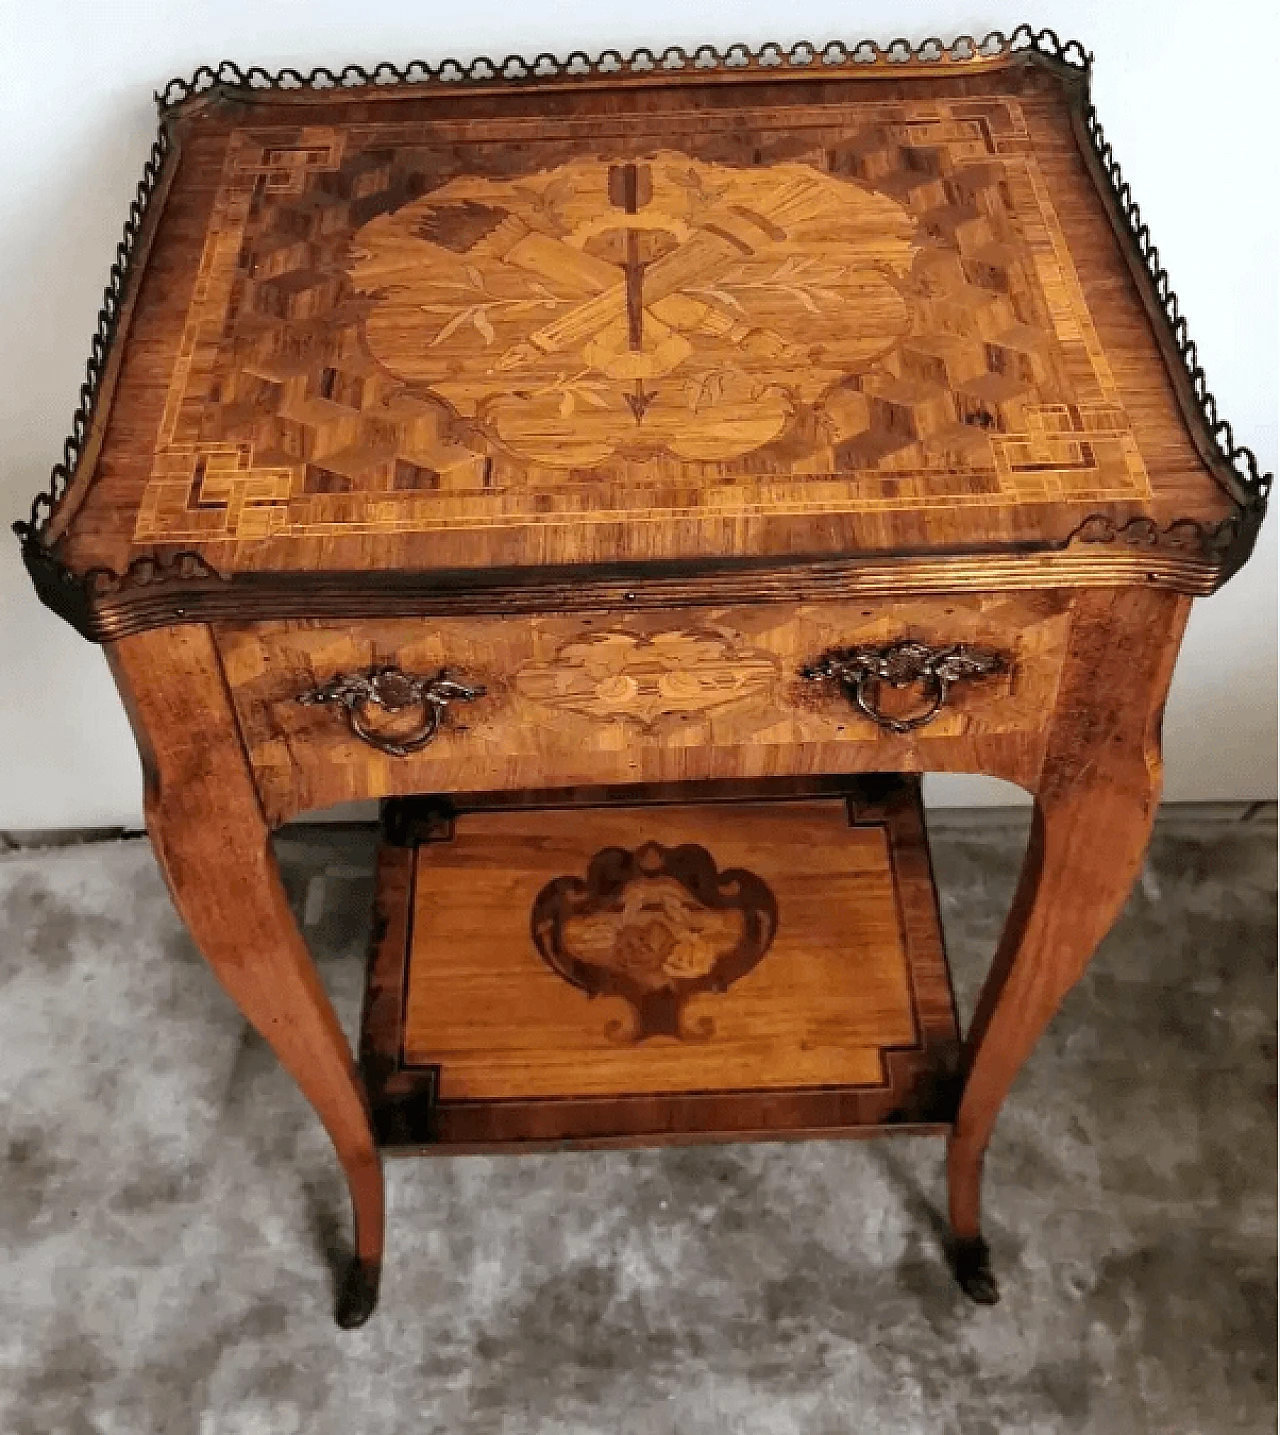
49,37,1242,1316
52,62,1235,592
947,585,1191,1246
362,782,959,1150
106,624,385,1321
214,592,1071,824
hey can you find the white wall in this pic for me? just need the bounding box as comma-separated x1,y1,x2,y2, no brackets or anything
1,1,1275,827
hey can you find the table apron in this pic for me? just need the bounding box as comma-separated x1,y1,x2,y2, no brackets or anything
209,591,1085,826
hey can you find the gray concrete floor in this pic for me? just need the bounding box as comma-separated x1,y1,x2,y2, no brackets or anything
0,808,1274,1434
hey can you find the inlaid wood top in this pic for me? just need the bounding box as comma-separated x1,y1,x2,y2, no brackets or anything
19,41,1268,637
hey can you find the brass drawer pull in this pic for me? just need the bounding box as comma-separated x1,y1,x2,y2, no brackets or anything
801,641,1007,734
296,666,486,756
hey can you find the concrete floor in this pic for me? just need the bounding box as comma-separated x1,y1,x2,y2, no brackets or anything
0,808,1274,1434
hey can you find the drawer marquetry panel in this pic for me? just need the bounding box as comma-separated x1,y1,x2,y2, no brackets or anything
217,591,1072,824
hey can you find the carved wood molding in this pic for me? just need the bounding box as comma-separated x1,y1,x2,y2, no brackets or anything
16,521,1255,643
84,551,225,596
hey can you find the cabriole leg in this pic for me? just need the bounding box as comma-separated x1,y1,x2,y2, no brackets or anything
947,587,1189,1303
108,625,385,1328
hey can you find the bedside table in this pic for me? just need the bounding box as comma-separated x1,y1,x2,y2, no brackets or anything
16,27,1268,1327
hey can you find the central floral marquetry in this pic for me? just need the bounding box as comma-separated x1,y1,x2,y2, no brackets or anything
351,152,915,466
512,628,779,732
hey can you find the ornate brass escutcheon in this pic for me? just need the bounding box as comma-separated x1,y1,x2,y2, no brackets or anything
296,665,485,756
801,641,1008,734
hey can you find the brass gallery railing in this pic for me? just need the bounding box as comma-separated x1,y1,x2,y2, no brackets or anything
13,26,1270,582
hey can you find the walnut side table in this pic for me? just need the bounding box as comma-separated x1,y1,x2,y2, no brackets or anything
16,29,1268,1327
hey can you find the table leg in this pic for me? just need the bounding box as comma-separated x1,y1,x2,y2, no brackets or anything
108,626,384,1328
947,588,1190,1302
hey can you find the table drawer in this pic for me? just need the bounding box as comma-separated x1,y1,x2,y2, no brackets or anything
215,593,1073,825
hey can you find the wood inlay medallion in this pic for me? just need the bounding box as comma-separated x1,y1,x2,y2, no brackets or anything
530,840,779,1041
512,628,780,731
353,153,913,466
132,97,1152,555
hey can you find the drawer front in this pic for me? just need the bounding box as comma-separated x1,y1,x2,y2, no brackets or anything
216,594,1073,824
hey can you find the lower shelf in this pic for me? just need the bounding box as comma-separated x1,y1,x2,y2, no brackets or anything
361,778,959,1153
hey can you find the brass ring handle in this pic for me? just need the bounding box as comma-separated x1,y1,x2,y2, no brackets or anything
296,665,486,757
801,641,1008,734
346,697,441,756
851,668,948,733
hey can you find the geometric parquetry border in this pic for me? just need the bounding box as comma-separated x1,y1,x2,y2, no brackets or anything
129,98,1153,547
12,25,1271,636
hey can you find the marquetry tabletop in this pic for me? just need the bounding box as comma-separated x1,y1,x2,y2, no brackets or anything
16,29,1268,642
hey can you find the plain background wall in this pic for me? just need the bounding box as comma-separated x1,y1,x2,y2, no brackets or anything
1,1,1275,828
